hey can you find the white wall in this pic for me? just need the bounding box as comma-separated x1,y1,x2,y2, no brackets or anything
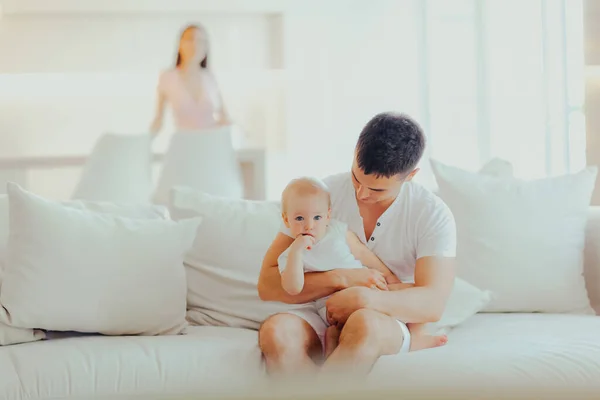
0,0,587,200
0,8,288,198
0,13,279,72
281,0,424,180
0,0,422,200
0,12,284,153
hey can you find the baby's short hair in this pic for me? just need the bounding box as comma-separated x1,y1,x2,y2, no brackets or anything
281,176,331,213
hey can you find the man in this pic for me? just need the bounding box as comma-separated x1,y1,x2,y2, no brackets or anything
257,112,457,376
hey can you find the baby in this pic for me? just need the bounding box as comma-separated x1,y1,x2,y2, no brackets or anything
277,176,446,357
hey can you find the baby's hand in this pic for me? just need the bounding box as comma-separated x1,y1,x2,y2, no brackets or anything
291,234,316,252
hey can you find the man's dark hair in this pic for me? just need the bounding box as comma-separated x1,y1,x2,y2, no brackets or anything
355,112,426,178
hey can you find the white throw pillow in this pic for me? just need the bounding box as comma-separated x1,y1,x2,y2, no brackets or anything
0,195,47,345
1,183,201,336
431,159,597,314
0,194,171,345
425,277,492,335
478,157,514,178
153,129,244,205
71,133,154,204
584,207,600,315
169,187,311,330
0,194,169,269
170,187,491,332
0,195,7,271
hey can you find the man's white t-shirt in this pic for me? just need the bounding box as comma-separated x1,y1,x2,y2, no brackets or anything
319,172,457,283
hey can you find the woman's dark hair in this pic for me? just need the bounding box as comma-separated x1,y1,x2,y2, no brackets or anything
175,24,208,69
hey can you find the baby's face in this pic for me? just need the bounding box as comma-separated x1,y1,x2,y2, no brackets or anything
283,194,330,241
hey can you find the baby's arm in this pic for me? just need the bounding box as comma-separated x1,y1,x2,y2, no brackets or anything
345,231,401,285
280,235,315,296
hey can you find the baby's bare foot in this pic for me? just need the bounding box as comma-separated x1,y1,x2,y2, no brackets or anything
409,333,448,352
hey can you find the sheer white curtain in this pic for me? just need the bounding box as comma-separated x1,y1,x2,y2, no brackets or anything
420,0,585,189
281,0,585,192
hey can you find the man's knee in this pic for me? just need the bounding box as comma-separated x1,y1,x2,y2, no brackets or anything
339,309,381,345
259,313,317,357
340,309,403,356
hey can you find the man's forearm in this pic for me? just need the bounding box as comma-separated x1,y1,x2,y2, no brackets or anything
258,267,343,304
387,282,415,291
369,286,446,324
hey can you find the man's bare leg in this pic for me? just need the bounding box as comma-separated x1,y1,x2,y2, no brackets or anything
320,309,404,377
258,313,322,376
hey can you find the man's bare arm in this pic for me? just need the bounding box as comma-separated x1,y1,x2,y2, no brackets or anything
368,256,455,323
257,232,343,304
387,282,415,290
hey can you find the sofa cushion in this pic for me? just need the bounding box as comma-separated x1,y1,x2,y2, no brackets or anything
170,187,490,333
585,207,600,314
371,313,600,388
169,187,311,330
1,184,200,336
425,277,492,334
0,195,45,345
431,159,597,314
0,326,263,400
1,314,599,399
0,193,172,346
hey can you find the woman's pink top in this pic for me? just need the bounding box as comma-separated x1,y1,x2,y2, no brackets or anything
157,69,220,131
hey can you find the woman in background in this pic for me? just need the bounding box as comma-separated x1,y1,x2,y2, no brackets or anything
150,23,231,136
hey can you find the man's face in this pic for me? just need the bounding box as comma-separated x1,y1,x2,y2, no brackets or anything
350,158,417,205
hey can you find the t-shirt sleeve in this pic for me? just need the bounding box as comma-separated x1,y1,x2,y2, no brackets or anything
279,220,293,238
415,200,457,259
321,174,336,188
156,70,169,95
277,248,290,273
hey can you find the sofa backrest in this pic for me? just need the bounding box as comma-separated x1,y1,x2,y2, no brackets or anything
1,193,599,315
585,207,600,314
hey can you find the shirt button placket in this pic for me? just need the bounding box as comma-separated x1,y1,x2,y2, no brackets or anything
370,222,380,242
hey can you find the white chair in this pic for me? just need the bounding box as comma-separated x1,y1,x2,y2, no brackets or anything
72,133,153,203
153,127,244,205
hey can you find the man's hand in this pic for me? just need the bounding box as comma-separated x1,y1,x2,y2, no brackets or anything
325,286,375,327
337,268,388,291
367,256,456,324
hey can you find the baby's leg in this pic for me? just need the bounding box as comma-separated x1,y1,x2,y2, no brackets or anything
324,325,341,359
317,305,341,359
407,323,448,352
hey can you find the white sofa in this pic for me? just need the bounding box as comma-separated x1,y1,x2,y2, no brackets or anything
1,166,600,399
0,209,599,399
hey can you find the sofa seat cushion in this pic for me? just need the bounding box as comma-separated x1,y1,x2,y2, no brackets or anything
0,326,263,400
1,314,599,399
371,313,600,389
